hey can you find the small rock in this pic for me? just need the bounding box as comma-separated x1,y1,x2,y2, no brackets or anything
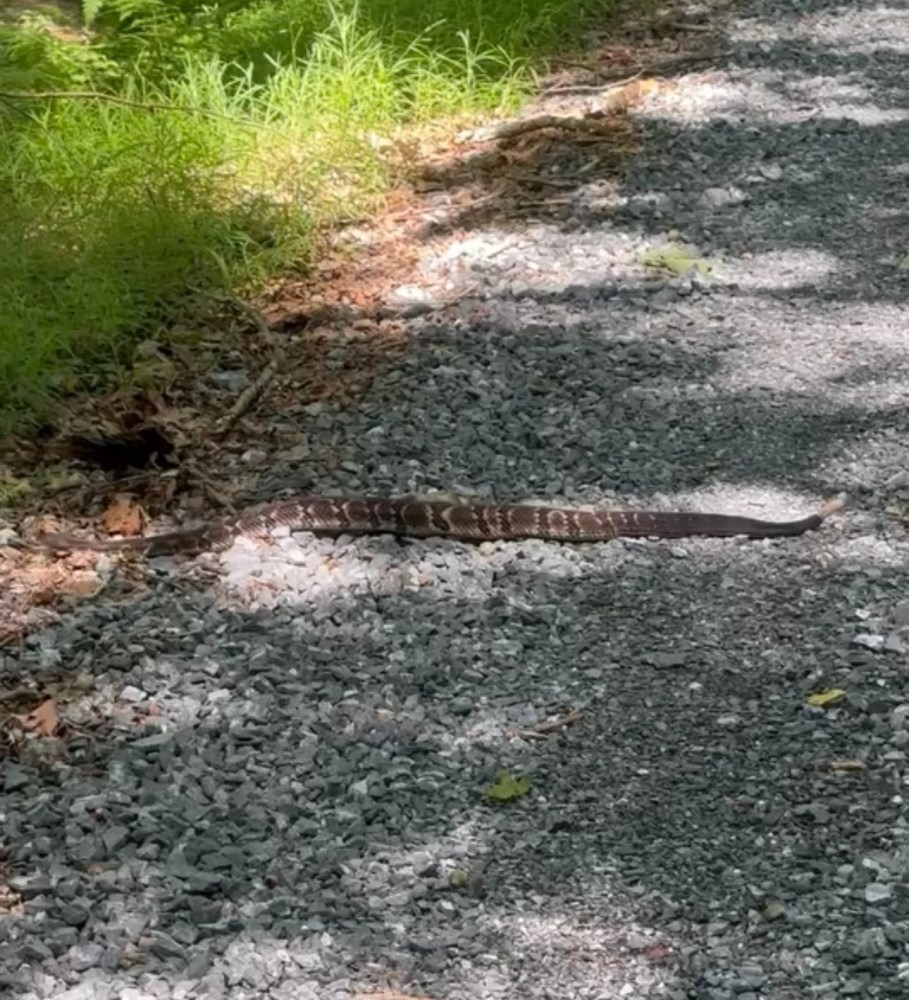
884,630,909,653
853,633,885,651
9,874,52,899
102,825,131,856
3,764,30,793
208,370,250,392
58,902,90,927
864,882,892,904
885,471,909,490
647,652,687,669
66,941,105,972
700,186,747,208
891,704,909,732
794,802,831,824
131,733,173,751
759,163,783,181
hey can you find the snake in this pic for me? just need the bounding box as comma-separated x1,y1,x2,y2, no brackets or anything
33,494,844,557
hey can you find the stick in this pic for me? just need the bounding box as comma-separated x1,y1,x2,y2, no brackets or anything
457,114,617,145
213,302,285,436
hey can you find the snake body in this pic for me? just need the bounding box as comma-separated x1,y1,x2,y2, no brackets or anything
36,495,844,557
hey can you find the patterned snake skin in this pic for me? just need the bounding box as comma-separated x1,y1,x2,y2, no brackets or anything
36,495,844,557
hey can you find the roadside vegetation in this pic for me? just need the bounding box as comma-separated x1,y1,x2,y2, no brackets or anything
0,0,613,430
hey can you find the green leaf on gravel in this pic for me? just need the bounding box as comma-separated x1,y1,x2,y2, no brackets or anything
805,688,845,707
639,245,716,276
485,770,531,802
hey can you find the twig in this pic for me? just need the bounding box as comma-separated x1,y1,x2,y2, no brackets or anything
542,70,644,96
513,708,582,740
458,114,617,145
507,171,580,189
456,72,671,145
595,48,726,80
513,198,573,211
661,20,718,33
213,301,285,436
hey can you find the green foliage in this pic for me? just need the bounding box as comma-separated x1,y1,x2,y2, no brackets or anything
0,89,310,420
0,15,120,90
0,0,616,430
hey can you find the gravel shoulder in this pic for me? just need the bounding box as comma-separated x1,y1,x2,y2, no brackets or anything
3,1,909,998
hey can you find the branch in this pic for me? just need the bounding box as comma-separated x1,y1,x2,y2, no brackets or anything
213,300,286,437
457,113,617,144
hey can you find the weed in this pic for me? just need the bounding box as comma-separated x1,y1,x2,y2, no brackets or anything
0,0,615,430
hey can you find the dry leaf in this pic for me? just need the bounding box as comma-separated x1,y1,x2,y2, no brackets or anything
22,699,58,736
101,495,146,537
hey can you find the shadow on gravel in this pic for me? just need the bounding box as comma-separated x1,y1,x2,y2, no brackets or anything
257,314,907,511
422,14,909,310
7,538,905,996
6,5,909,999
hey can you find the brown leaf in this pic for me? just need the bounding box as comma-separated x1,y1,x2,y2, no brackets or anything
22,699,58,737
101,495,146,537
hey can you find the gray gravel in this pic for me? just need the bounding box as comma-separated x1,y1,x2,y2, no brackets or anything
4,1,909,997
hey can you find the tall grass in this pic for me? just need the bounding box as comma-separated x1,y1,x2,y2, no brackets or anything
0,0,610,430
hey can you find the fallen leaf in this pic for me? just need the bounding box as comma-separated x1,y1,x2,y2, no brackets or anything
639,245,716,276
21,699,58,737
805,688,845,708
485,770,531,802
101,495,146,537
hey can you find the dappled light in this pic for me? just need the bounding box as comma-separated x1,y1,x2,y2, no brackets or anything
3,0,909,997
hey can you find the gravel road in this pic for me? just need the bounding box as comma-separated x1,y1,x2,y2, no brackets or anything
3,1,909,998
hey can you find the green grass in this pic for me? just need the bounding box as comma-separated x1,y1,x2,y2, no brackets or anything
0,0,614,431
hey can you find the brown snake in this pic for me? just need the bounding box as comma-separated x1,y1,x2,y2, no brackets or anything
33,494,844,557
